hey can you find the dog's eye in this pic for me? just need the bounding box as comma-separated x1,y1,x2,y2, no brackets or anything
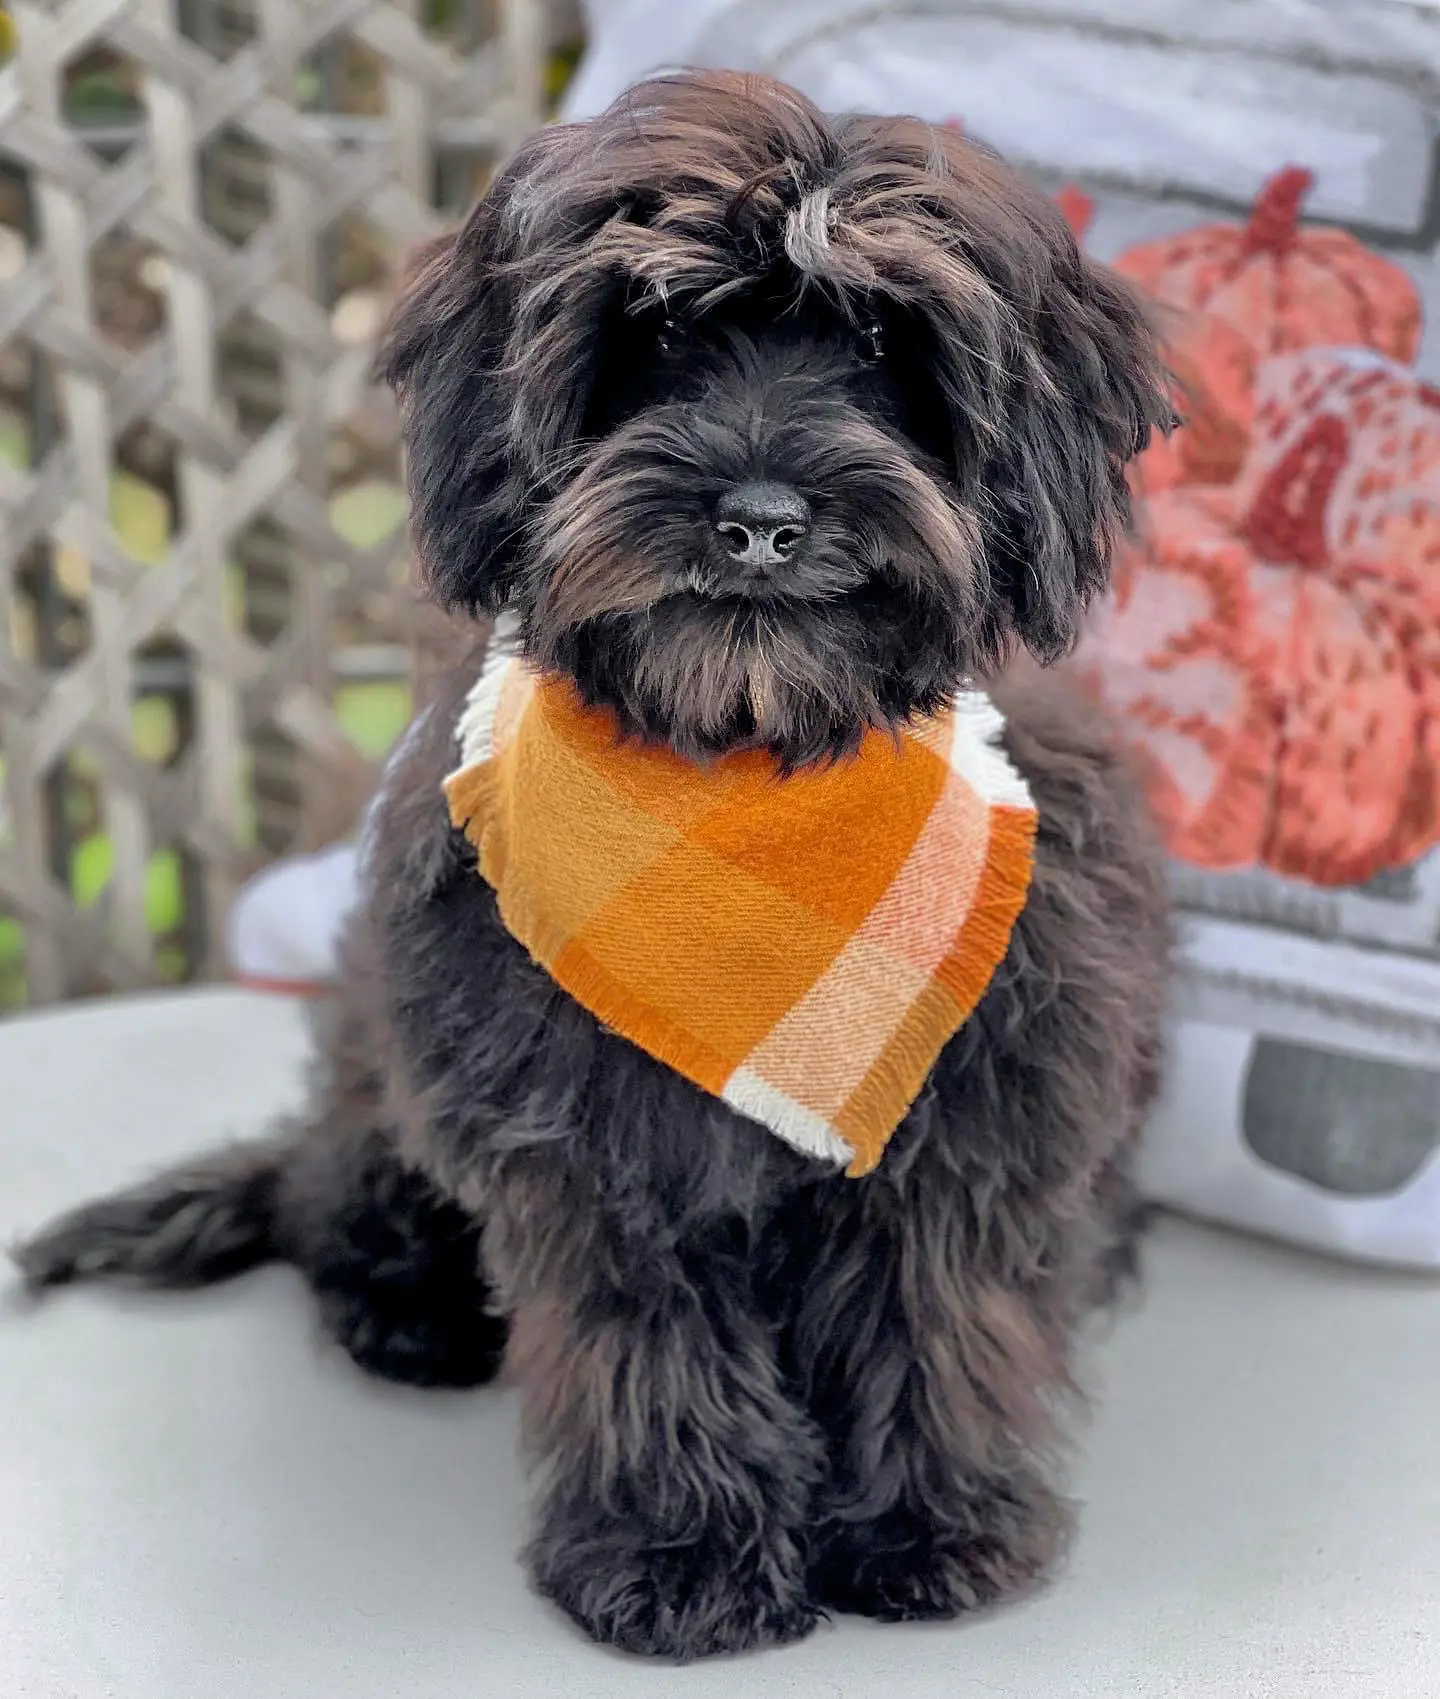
859,317,885,362
656,315,686,356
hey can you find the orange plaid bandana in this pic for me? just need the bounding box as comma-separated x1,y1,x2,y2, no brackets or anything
443,623,1037,1176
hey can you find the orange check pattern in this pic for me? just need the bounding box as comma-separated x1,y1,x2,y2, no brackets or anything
443,626,1038,1176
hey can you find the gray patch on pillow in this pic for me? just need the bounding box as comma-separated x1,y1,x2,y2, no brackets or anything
1243,1040,1440,1197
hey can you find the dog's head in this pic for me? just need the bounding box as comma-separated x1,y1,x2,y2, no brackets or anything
381,71,1171,766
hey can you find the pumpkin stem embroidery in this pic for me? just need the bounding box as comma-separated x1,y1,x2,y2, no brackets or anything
1241,165,1315,257
1239,413,1348,569
1053,185,1094,242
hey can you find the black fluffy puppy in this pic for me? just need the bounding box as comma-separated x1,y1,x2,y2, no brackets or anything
19,72,1174,1661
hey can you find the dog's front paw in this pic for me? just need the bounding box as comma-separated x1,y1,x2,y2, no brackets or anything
815,1501,1063,1623
530,1517,820,1659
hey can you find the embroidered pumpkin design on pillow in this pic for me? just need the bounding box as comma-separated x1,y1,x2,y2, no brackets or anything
1085,352,1440,887
1083,487,1275,871
1230,351,1440,884
1113,166,1423,365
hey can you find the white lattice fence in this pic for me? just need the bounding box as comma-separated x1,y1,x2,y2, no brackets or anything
0,0,545,1005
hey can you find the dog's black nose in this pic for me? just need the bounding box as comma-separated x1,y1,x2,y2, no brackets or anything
714,483,811,567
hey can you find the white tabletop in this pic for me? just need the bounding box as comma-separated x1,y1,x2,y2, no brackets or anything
2,989,1437,1699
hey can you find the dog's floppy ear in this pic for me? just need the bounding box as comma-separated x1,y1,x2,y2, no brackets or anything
984,229,1172,661
379,206,524,613
379,125,587,614
378,117,641,614
838,119,1173,663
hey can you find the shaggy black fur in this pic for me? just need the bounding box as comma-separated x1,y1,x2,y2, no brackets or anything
17,72,1174,1662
